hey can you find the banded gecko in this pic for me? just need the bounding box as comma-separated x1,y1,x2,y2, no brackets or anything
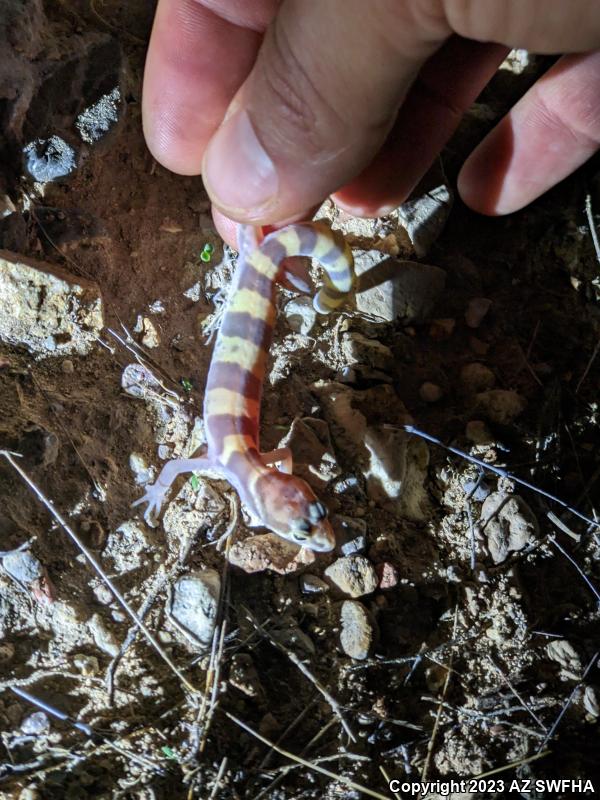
134,222,355,552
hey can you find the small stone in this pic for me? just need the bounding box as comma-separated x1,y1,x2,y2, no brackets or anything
1,549,44,583
375,562,399,589
93,584,114,605
446,565,463,583
460,363,496,394
429,318,455,340
170,569,221,648
23,135,77,182
75,86,122,144
355,255,446,323
21,711,50,735
462,478,491,502
482,492,539,563
469,336,490,356
397,183,453,257
300,574,330,594
341,332,394,371
73,654,100,676
364,425,408,510
419,381,443,402
88,613,120,657
0,250,103,357
61,359,74,374
465,297,492,328
324,555,378,598
465,419,492,444
334,515,368,555
139,317,160,349
129,452,153,485
277,417,340,487
284,296,317,335
339,600,375,660
228,533,315,574
546,640,583,680
583,686,599,718
476,389,526,425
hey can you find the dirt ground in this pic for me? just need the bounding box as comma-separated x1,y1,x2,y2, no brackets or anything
1,2,600,799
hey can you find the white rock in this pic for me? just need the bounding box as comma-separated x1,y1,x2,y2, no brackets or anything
284,296,317,335
88,613,120,657
481,492,539,563
465,297,492,328
356,256,446,323
339,600,375,660
324,555,378,598
228,533,315,574
0,250,102,356
397,183,453,257
170,569,221,648
546,640,582,679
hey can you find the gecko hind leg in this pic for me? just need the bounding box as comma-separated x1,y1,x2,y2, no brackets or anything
261,447,293,474
132,454,212,526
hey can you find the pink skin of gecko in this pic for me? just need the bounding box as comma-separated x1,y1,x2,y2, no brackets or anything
133,222,355,552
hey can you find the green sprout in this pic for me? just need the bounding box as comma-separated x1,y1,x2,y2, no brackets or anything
190,474,200,492
181,377,193,392
199,242,214,263
161,745,178,761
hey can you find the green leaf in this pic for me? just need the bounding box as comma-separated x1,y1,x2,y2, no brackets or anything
190,474,200,492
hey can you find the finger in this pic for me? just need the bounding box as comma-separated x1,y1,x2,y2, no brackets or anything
201,0,449,224
459,50,600,215
142,0,277,175
333,37,508,216
212,204,321,248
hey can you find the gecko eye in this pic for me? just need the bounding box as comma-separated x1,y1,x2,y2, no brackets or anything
309,501,327,522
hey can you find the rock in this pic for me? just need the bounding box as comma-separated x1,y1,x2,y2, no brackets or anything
170,569,221,649
0,250,103,356
73,654,100,676
23,135,77,182
364,426,408,509
341,331,394,371
460,363,496,394
398,436,431,522
339,600,375,660
462,478,491,502
334,516,368,555
0,642,15,662
75,86,122,144
1,549,45,584
469,336,490,356
429,318,456,340
475,389,526,424
88,613,120,657
465,419,493,444
300,574,330,594
21,712,50,735
481,492,539,563
228,533,315,574
284,295,317,335
324,555,378,598
419,381,443,402
583,686,599,719
278,417,340,488
397,183,453,257
546,640,583,680
465,297,492,328
355,256,446,323
376,562,399,589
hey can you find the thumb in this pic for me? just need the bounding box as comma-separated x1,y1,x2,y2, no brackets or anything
201,0,447,224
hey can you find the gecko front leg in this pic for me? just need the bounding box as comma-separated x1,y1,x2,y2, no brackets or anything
132,454,212,525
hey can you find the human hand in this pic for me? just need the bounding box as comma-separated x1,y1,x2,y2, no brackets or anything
142,0,600,245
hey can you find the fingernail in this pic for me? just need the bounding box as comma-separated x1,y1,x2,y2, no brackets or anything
202,109,279,217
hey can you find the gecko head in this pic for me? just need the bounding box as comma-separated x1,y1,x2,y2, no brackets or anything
254,472,335,552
